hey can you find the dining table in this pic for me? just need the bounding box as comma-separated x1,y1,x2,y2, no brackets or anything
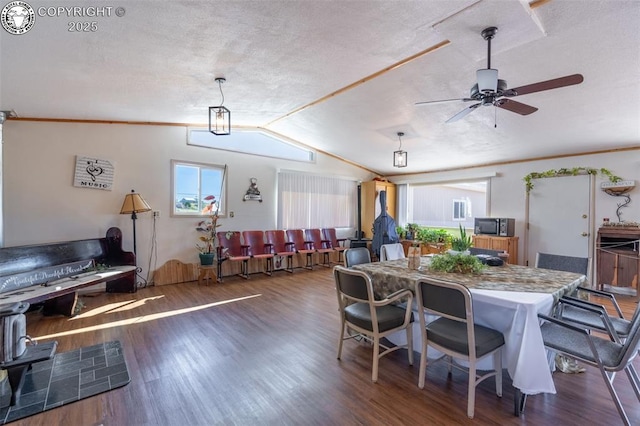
351,257,586,402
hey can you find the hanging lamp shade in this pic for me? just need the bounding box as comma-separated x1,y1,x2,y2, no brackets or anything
393,132,407,168
209,77,231,135
393,150,408,168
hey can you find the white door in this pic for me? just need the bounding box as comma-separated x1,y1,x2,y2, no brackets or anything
526,175,593,268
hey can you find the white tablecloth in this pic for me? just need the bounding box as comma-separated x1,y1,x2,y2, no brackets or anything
388,290,556,395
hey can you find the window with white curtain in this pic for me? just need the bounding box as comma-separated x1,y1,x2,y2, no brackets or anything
277,171,356,229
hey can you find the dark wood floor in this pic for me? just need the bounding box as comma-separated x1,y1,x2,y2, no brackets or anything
17,267,640,425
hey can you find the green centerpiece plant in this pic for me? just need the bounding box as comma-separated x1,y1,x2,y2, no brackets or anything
429,252,486,274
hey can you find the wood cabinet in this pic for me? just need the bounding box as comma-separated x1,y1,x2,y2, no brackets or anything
360,180,396,239
472,235,519,265
596,227,640,297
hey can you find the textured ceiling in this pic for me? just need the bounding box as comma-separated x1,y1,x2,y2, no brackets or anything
1,0,639,176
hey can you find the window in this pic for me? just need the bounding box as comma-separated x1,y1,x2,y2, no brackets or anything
452,199,467,220
407,181,487,229
171,160,226,217
188,129,315,162
277,171,356,229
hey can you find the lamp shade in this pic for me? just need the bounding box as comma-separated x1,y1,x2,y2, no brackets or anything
393,150,407,168
120,190,152,214
209,106,231,135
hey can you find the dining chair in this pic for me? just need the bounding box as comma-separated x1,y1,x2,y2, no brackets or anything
285,229,315,269
333,265,414,383
534,252,631,340
538,310,640,425
379,243,406,261
416,277,505,419
322,228,348,264
536,252,589,275
305,228,334,267
343,247,371,267
242,230,274,276
265,230,296,273
216,231,251,281
554,296,639,343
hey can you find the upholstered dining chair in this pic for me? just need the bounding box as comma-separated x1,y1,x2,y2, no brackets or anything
322,228,348,264
533,253,631,340
242,230,274,276
333,265,414,383
265,230,296,273
538,309,640,425
379,243,406,261
216,231,251,281
535,252,589,275
305,228,334,267
343,247,371,267
285,229,315,269
416,277,505,419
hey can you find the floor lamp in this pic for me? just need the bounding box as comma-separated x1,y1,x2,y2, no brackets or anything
119,189,152,260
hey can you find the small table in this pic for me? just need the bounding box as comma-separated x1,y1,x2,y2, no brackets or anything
198,265,217,286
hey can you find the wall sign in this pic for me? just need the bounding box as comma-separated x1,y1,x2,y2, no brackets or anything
73,156,114,190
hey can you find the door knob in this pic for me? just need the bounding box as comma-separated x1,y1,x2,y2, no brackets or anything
582,214,588,219
581,232,588,237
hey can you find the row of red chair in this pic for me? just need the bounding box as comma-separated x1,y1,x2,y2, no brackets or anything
215,228,348,282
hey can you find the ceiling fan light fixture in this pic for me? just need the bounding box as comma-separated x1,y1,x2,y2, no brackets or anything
477,69,498,93
393,132,407,168
209,77,231,135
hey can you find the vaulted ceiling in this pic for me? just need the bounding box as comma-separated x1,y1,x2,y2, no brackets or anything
1,0,639,175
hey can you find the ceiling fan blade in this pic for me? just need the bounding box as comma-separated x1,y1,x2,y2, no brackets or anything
446,103,481,123
507,74,584,97
415,98,473,106
495,98,538,115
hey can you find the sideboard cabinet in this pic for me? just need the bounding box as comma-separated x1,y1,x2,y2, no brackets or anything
472,235,519,265
596,227,640,297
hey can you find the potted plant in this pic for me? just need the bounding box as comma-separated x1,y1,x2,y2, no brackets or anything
196,195,221,265
449,224,472,255
405,223,420,240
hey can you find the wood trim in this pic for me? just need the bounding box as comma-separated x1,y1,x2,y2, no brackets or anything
262,40,451,127
385,146,640,179
530,0,554,9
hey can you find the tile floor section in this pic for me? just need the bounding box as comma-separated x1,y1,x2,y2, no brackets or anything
0,340,130,424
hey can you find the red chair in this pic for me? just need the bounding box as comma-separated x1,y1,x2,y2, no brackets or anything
265,230,296,273
285,229,315,269
242,230,274,276
217,231,250,281
322,228,347,264
305,228,334,267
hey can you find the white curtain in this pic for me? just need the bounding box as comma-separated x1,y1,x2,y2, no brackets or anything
277,171,356,229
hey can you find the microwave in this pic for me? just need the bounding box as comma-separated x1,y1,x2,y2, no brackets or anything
474,218,515,237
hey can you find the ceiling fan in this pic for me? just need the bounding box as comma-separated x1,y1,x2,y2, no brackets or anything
415,26,584,123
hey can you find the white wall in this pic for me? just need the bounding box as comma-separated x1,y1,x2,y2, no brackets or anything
3,120,638,273
394,149,640,264
3,121,372,279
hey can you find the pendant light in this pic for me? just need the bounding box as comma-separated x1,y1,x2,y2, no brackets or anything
209,77,231,135
393,132,407,168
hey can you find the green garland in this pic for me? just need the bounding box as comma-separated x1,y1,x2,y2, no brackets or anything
524,167,621,192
